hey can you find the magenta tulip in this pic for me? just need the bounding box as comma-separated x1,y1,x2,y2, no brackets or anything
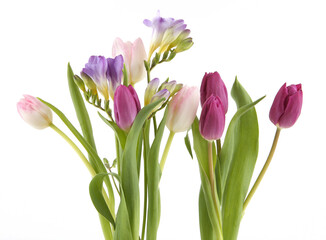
114,85,141,131
17,95,53,129
199,95,225,141
269,83,303,128
200,72,228,113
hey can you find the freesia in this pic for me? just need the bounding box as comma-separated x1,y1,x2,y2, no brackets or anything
17,95,53,129
107,55,124,99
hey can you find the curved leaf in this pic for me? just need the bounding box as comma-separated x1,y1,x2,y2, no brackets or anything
120,99,164,240
221,78,264,240
146,108,168,240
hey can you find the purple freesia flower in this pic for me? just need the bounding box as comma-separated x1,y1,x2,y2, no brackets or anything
107,55,124,99
144,11,190,58
82,56,109,100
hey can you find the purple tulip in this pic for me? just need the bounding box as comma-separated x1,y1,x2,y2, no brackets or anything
82,56,110,100
114,85,141,131
199,95,226,141
269,83,303,128
200,72,228,113
107,55,124,100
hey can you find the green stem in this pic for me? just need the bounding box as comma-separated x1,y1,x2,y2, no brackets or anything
208,141,223,240
153,115,158,136
159,131,175,173
50,123,113,239
243,127,281,214
50,123,96,176
141,122,150,240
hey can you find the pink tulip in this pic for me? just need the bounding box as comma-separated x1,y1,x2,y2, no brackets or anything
199,95,225,141
269,83,303,128
112,37,147,85
166,86,200,133
17,95,53,129
114,85,141,131
200,72,228,113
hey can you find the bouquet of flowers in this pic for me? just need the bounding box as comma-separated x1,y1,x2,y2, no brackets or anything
17,11,303,240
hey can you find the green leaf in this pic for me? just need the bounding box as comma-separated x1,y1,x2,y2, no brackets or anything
221,78,264,240
184,131,193,159
199,187,215,240
67,63,99,172
89,173,117,227
146,108,168,240
120,98,165,240
98,112,127,149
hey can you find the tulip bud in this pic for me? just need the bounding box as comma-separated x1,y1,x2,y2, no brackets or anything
114,85,141,131
199,95,225,141
144,78,160,106
151,89,170,103
269,83,303,128
166,86,200,133
17,95,53,129
112,37,147,85
200,72,228,113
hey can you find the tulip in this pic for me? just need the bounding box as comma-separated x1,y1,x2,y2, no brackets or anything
269,83,303,128
112,38,147,85
144,78,160,106
114,85,141,131
107,55,124,100
166,86,200,133
200,72,228,113
17,95,53,129
199,95,225,141
81,56,110,100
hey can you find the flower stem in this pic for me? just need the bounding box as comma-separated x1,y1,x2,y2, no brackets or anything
160,131,175,173
208,141,223,240
50,123,96,176
243,127,281,214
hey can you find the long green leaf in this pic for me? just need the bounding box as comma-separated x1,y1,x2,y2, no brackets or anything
199,187,215,240
221,78,264,240
67,63,99,172
121,99,164,240
146,108,168,240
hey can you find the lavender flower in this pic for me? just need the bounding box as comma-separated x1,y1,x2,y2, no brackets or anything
107,55,124,99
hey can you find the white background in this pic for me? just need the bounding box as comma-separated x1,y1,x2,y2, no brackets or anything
1,0,325,239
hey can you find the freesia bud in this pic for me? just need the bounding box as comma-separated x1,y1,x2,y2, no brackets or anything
175,37,194,53
114,85,141,131
166,86,200,133
112,38,147,85
200,72,228,113
17,95,53,129
82,56,109,100
199,95,225,141
158,80,177,93
144,78,160,106
269,83,303,128
151,89,170,105
107,55,124,100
